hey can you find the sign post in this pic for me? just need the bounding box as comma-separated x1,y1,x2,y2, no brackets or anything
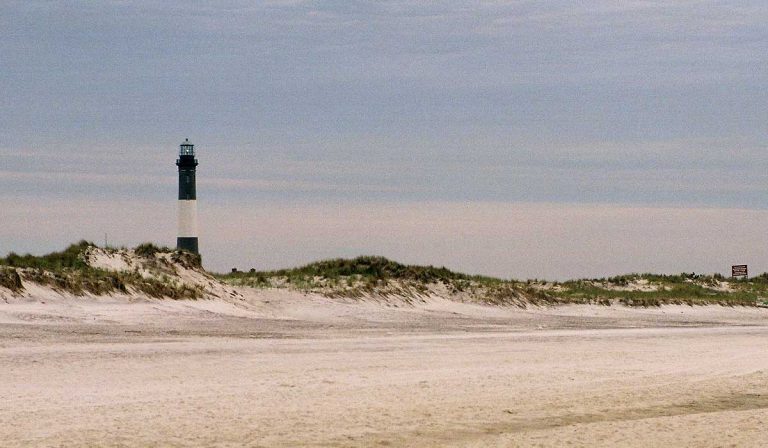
732,264,748,278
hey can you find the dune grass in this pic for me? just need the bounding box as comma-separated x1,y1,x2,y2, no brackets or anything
221,255,499,285
550,273,764,306
0,240,93,270
218,257,768,307
3,244,768,307
0,242,201,299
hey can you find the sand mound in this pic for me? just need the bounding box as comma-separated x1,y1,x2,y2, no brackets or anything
84,246,240,300
0,245,242,303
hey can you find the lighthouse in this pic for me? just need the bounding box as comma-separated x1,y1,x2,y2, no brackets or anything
176,138,199,253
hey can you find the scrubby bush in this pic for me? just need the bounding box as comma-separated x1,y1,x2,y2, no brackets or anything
171,250,202,269
0,267,23,292
134,242,175,258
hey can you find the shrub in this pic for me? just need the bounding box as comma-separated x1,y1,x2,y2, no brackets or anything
172,251,202,269
0,267,23,292
135,243,159,258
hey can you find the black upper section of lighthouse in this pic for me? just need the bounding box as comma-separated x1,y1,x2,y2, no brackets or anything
176,138,198,200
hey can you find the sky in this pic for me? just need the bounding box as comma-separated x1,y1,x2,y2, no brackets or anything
1,0,767,279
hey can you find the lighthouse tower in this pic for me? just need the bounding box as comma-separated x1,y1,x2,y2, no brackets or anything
176,138,199,253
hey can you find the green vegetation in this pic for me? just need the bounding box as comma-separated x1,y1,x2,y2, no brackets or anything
135,242,169,258
171,250,203,269
218,256,511,303
218,257,768,307
220,256,492,297
0,266,23,292
222,255,498,284
135,242,202,269
3,243,768,307
0,242,201,299
549,273,763,306
0,240,93,270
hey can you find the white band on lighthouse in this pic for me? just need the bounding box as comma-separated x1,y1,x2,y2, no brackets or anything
177,200,198,237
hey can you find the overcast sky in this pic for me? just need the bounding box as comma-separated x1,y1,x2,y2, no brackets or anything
2,1,767,279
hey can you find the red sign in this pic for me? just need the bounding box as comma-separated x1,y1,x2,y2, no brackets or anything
732,265,748,278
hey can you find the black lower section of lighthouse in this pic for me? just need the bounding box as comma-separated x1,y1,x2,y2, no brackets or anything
177,237,199,253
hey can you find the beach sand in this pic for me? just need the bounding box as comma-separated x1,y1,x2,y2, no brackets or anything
2,289,768,447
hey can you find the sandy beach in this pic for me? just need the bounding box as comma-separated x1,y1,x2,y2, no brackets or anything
5,0,766,445
3,290,768,447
